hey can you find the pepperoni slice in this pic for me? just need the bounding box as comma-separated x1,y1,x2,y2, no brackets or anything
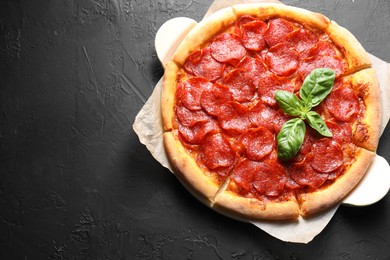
236,15,258,27
256,71,295,106
240,20,268,51
264,18,294,47
306,40,338,58
218,100,249,120
326,120,352,144
298,54,347,79
252,160,288,197
176,77,213,111
178,120,219,145
285,177,302,189
240,127,274,161
325,86,360,122
237,56,267,73
281,75,303,93
256,71,281,106
290,160,328,189
300,133,314,155
265,42,299,77
210,33,247,63
248,102,278,131
176,105,210,127
272,109,291,133
293,132,314,162
218,101,251,137
220,63,236,78
237,56,267,87
199,133,236,170
184,47,225,81
231,158,260,191
310,139,343,173
285,28,318,54
200,83,234,116
221,68,256,102
327,166,343,181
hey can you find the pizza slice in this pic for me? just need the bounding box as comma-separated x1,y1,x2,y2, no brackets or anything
292,68,381,216
234,4,371,77
318,68,381,151
163,62,239,204
164,131,231,206
296,147,375,216
213,157,300,220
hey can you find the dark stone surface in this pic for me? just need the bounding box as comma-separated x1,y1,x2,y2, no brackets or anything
1,0,389,259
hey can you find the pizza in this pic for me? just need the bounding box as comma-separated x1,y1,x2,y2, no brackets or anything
161,3,381,220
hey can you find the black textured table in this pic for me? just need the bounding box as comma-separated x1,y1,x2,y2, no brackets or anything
1,0,390,259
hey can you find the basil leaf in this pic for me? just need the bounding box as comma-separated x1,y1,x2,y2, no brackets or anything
274,90,305,117
305,111,332,137
277,118,306,161
300,68,335,108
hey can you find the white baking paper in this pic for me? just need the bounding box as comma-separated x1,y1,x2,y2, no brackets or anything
133,1,390,243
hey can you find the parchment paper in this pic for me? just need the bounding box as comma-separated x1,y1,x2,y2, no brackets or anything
133,1,390,243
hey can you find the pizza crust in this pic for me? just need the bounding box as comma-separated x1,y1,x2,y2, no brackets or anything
350,68,382,151
163,131,221,205
298,148,375,217
173,7,237,65
326,21,372,75
161,61,179,132
232,3,330,31
213,188,300,220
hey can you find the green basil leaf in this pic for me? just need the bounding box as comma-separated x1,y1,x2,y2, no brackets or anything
300,68,335,108
274,90,305,117
277,118,306,161
305,111,332,137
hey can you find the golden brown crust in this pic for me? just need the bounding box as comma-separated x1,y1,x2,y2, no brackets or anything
173,7,237,65
161,61,179,132
298,148,375,217
326,21,372,74
349,68,381,151
213,188,300,220
232,3,330,30
163,132,220,204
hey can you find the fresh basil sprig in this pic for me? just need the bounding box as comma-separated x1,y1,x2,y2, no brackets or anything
274,68,335,161
305,111,332,137
274,91,305,117
300,68,335,108
277,118,306,161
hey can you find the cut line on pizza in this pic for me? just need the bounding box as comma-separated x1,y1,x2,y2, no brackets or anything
161,3,381,220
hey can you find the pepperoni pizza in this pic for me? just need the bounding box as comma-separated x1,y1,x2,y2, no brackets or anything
161,3,381,220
